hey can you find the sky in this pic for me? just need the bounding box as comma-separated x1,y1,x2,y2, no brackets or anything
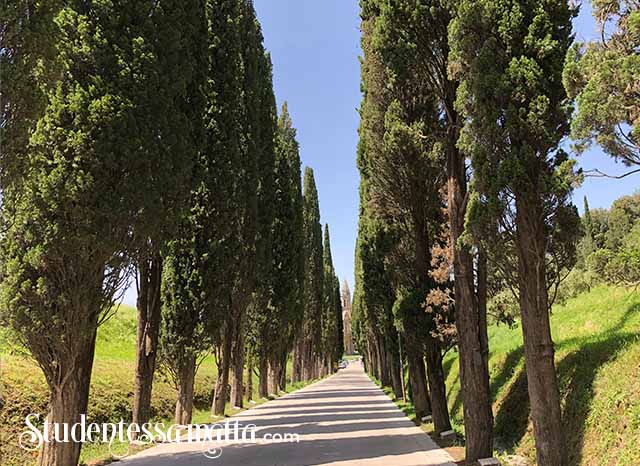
123,0,638,306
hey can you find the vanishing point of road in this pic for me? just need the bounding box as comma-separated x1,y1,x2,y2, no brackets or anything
121,363,457,466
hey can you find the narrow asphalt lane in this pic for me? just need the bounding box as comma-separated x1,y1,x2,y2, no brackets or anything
120,363,457,466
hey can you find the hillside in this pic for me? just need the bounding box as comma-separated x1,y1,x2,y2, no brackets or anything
440,286,640,465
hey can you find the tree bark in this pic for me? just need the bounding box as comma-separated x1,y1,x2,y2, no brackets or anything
175,354,196,425
379,334,391,387
405,341,430,419
447,135,493,460
292,337,302,383
516,194,566,466
301,339,314,381
133,254,163,435
230,319,245,408
279,351,288,391
38,331,96,466
258,354,269,398
212,324,233,416
424,337,452,434
246,356,254,402
387,335,403,398
268,354,279,395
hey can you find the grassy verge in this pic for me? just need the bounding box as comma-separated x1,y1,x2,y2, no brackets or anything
370,285,640,466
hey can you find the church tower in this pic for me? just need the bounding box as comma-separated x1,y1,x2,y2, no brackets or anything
341,279,354,355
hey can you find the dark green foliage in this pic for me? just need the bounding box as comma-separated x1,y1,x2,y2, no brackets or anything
564,0,639,166
0,1,206,462
334,275,345,363
244,6,278,365
0,0,202,390
321,225,341,367
269,103,305,357
450,0,581,303
300,167,324,376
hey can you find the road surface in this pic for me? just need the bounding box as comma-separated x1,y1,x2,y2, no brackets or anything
121,363,456,466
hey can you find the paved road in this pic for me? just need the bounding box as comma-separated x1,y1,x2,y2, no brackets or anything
121,363,456,466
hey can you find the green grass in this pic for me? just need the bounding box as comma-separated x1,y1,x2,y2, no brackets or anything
371,286,640,466
0,304,311,466
442,285,640,466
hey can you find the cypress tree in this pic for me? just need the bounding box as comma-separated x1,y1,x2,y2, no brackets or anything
357,0,451,430
0,1,205,463
450,1,581,464
245,47,280,399
298,167,324,381
321,224,339,374
372,0,493,454
271,103,305,389
160,235,209,425
203,0,246,417
333,275,345,366
228,0,273,409
131,0,206,432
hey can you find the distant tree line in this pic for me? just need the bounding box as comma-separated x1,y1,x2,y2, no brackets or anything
352,1,638,466
0,2,343,465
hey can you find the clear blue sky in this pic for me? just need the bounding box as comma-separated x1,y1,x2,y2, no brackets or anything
122,0,637,306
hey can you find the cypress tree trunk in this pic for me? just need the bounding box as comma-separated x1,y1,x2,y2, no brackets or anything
246,357,254,402
301,340,313,381
368,338,378,379
292,337,302,383
212,324,233,416
279,351,287,391
516,194,566,466
175,354,196,425
38,331,96,466
258,354,269,398
379,334,391,387
280,351,288,392
447,139,493,460
133,254,163,434
405,341,430,419
387,335,403,398
230,321,245,408
425,338,452,434
268,355,279,395
372,337,381,380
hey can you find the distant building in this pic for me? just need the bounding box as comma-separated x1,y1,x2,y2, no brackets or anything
341,279,354,355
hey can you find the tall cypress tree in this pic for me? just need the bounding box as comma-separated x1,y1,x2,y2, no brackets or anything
297,167,324,381
333,275,345,366
371,0,493,453
0,1,205,463
357,0,451,430
271,103,305,390
245,45,280,399
204,0,247,417
156,0,210,426
132,0,206,432
321,224,339,374
228,0,273,409
450,1,581,464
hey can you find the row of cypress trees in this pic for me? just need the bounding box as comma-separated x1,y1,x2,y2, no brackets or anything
353,1,583,465
0,2,343,465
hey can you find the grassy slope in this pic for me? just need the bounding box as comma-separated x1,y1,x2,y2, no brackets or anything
440,285,640,466
0,304,303,466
